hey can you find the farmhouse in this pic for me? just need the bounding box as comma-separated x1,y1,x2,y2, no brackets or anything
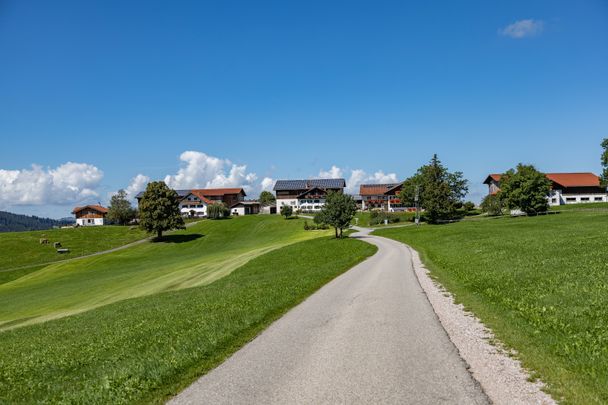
72,205,108,226
484,172,608,206
136,188,246,217
273,178,346,212
359,183,405,211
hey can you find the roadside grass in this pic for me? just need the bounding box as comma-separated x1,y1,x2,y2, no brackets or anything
374,211,608,404
0,216,329,330
353,211,415,227
0,225,148,273
0,236,377,404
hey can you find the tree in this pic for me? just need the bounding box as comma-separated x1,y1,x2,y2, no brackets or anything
280,204,293,219
107,189,136,225
499,164,551,215
601,138,608,187
208,202,229,219
399,154,469,223
480,194,502,216
316,191,357,238
259,191,276,206
138,181,185,239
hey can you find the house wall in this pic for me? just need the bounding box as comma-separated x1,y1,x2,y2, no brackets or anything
76,218,104,226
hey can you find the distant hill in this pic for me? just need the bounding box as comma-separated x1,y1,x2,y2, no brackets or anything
0,211,74,233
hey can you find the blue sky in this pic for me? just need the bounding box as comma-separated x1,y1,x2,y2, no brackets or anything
1,0,607,218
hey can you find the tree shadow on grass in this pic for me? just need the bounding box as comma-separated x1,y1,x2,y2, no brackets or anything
155,233,204,243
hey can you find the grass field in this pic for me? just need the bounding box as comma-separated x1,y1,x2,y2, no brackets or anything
0,226,148,281
0,216,328,330
375,211,608,404
550,201,608,211
0,235,376,404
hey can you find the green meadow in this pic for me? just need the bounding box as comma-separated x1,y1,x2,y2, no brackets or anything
0,234,376,403
375,211,608,404
0,225,148,284
0,216,329,330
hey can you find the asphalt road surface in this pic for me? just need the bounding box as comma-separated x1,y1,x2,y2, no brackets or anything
170,227,489,404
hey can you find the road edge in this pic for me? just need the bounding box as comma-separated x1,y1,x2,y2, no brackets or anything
405,245,556,405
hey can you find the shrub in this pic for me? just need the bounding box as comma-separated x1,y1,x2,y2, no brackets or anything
208,202,230,219
480,194,503,216
280,204,293,219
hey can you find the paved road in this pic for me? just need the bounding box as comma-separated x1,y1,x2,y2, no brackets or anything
170,227,489,404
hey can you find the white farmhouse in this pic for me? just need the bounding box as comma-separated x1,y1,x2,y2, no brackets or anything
72,205,108,226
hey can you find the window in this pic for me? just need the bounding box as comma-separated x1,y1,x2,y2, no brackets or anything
580,197,590,202
595,197,604,202
566,197,576,202
551,198,557,204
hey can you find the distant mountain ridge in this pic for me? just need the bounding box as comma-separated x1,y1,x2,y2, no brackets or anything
0,211,74,233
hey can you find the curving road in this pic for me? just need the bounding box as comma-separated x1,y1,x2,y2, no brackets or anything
169,227,489,404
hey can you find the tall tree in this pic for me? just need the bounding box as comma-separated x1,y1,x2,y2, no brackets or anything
398,154,468,223
259,191,276,206
315,191,357,238
138,181,185,239
601,138,608,187
107,189,136,225
499,164,551,215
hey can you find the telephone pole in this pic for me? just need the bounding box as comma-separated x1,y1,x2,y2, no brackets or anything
415,185,420,226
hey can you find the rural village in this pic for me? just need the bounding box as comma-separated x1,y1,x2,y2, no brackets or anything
1,2,607,405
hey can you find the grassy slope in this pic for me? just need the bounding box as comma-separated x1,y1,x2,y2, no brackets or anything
0,236,377,404
375,211,608,404
0,216,328,330
550,202,608,211
0,226,148,277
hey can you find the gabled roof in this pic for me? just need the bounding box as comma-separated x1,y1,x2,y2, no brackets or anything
546,173,601,188
188,191,212,204
230,200,260,208
359,183,401,196
297,187,328,198
483,172,601,188
193,188,246,196
72,205,108,214
273,178,346,191
482,174,502,184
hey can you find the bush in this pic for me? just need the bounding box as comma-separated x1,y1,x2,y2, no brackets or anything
303,220,329,231
280,205,293,219
369,211,405,226
480,194,503,216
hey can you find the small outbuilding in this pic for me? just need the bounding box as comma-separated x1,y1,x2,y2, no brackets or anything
231,201,261,216
72,205,108,226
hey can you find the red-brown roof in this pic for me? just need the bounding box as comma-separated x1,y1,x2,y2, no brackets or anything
71,205,108,214
192,188,246,196
484,172,601,188
359,183,401,196
189,190,212,204
545,173,600,188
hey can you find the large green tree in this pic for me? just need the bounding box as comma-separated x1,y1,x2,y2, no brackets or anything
259,191,276,206
399,154,468,223
315,191,357,238
499,164,551,215
207,202,229,219
601,138,608,187
138,181,185,239
107,189,137,225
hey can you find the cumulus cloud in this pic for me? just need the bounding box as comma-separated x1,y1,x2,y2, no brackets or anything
317,166,399,194
125,174,150,200
0,162,103,208
260,177,275,192
163,151,258,194
499,19,544,39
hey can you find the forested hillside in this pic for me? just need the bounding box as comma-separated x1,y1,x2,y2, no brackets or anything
0,211,73,233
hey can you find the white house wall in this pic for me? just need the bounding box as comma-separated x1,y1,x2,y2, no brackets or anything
76,218,104,226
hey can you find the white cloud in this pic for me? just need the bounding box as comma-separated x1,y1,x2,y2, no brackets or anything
125,174,150,200
163,151,259,194
499,19,544,39
0,162,103,208
317,166,399,194
260,177,275,192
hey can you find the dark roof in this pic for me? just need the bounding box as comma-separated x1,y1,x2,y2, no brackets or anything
135,189,191,199
230,200,260,208
273,178,346,191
